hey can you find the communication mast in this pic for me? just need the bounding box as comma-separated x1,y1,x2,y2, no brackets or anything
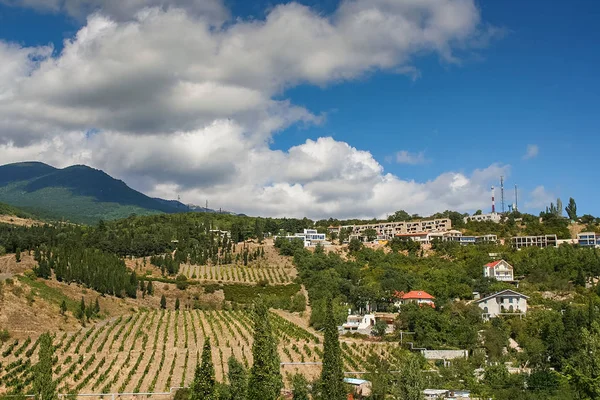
500,176,505,213
491,186,496,213
514,184,518,212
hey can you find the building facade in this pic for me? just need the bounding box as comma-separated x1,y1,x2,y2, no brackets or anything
578,232,600,248
276,229,326,247
329,218,452,242
484,260,515,282
511,234,558,249
394,290,435,308
463,212,502,224
475,289,529,319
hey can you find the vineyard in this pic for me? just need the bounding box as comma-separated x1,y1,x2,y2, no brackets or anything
0,310,403,394
177,264,295,284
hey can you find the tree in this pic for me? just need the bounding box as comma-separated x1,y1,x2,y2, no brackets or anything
15,248,21,263
94,298,100,315
348,238,363,252
247,301,282,400
566,197,577,221
391,353,424,400
227,356,247,400
363,228,378,242
60,300,67,316
291,373,309,400
318,298,345,400
191,339,216,400
33,332,57,400
371,320,388,337
175,298,180,310
176,274,189,290
366,353,392,400
565,322,600,399
160,294,167,309
474,210,483,216
77,297,86,321
146,280,154,295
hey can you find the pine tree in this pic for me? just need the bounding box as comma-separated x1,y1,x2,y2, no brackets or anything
566,197,578,220
160,294,167,309
33,332,57,400
318,298,345,400
175,298,180,311
228,356,247,400
247,301,282,400
191,339,215,400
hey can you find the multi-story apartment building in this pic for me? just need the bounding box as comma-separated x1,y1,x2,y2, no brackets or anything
330,218,452,242
277,229,326,247
511,234,558,250
577,232,600,248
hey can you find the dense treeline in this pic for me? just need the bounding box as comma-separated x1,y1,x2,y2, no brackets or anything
33,245,137,298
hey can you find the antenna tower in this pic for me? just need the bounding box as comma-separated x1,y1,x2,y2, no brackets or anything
491,186,496,213
205,199,208,211
515,184,518,212
500,176,505,213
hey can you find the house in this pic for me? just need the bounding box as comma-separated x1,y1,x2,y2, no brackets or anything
578,232,600,248
475,289,529,319
275,229,326,247
340,312,396,335
463,212,502,224
394,290,435,308
484,260,514,282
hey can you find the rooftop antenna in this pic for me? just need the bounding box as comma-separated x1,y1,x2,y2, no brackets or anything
500,176,505,213
514,184,518,212
491,186,496,213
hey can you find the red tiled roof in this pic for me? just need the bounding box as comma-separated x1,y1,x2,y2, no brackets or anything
485,260,502,268
485,260,512,268
399,290,435,300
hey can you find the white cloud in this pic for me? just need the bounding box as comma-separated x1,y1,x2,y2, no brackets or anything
395,150,429,165
0,0,504,218
523,144,539,160
525,185,554,210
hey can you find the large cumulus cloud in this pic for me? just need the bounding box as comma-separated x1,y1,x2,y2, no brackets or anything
0,0,507,218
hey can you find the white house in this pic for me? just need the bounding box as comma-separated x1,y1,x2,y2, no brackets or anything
475,289,529,319
276,229,326,247
484,260,514,282
463,212,502,224
340,313,395,335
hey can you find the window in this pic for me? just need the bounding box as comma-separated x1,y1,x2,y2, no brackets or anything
509,298,514,303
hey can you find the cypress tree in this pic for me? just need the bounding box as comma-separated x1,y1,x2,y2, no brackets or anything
60,300,67,316
247,301,282,400
228,356,247,400
191,338,215,400
147,280,154,295
33,332,57,400
15,248,21,263
318,298,345,400
175,298,180,311
160,294,167,309
94,298,100,315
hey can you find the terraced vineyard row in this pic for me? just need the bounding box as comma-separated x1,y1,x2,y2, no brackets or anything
178,264,295,284
0,310,402,394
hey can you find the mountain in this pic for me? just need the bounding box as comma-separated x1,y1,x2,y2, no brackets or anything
0,201,32,219
0,162,194,224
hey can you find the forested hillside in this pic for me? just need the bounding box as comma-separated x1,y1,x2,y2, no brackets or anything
0,162,193,224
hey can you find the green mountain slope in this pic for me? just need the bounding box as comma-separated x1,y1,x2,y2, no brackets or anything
0,201,32,219
0,162,191,224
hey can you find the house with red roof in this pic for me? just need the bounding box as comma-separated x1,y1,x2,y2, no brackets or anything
484,260,514,282
393,290,435,308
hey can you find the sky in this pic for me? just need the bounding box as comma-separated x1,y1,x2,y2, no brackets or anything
0,0,599,219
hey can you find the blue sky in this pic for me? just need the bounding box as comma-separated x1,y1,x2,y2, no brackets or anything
0,0,599,218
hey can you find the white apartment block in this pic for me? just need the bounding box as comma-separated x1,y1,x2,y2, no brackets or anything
330,218,452,242
277,229,326,247
511,234,558,250
463,212,502,224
